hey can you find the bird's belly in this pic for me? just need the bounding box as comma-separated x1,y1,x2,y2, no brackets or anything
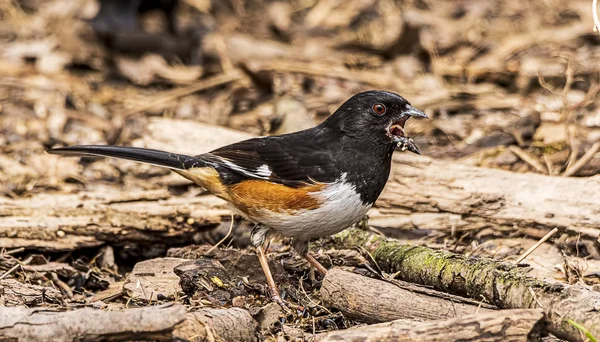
260,204,371,240
249,178,372,241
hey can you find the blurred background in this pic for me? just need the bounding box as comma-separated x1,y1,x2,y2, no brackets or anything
1,0,599,193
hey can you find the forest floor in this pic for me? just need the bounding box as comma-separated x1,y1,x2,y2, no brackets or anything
1,0,599,341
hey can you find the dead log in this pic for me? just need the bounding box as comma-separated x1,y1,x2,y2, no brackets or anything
334,229,600,341
123,257,190,302
321,269,494,323
0,303,258,342
0,303,186,341
314,309,546,342
0,186,228,251
0,279,62,306
374,153,600,239
174,308,258,342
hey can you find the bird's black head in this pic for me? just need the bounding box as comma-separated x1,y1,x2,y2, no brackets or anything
322,90,428,154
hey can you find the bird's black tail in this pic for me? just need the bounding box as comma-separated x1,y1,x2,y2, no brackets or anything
47,145,201,170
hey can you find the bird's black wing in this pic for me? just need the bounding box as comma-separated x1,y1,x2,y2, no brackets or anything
200,135,340,186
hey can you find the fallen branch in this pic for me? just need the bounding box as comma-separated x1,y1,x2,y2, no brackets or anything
0,303,258,342
563,141,600,177
0,186,228,251
0,279,62,306
320,269,493,323
334,229,600,341
0,303,186,341
174,308,258,342
314,309,545,342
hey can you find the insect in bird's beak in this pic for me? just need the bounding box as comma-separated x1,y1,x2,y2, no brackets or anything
388,105,427,155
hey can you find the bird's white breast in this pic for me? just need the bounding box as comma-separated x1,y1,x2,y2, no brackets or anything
257,174,371,241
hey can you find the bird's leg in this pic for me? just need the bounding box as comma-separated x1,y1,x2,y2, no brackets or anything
293,239,328,276
256,244,287,307
251,225,288,309
303,252,328,276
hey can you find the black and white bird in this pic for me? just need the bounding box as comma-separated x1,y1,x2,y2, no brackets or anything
48,90,427,306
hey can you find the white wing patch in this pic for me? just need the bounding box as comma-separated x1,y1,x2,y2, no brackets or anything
212,157,271,180
255,164,272,177
208,154,274,180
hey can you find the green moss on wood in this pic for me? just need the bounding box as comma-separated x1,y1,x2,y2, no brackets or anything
335,229,549,308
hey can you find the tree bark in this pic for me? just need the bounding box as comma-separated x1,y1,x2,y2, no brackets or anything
321,269,493,323
0,279,63,307
334,229,600,341
0,186,228,251
0,303,186,341
374,153,600,239
0,303,258,342
314,309,545,342
174,308,258,342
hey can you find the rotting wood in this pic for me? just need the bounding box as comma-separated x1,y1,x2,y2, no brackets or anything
314,309,545,342
174,307,258,342
0,303,258,342
320,269,494,323
0,279,62,306
334,229,600,341
0,186,229,251
0,303,186,341
123,257,191,302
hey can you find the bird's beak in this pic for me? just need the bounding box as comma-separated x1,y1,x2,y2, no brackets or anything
405,105,428,119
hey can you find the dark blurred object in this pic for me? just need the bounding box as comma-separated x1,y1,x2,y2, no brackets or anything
471,112,541,148
90,0,179,36
90,0,205,64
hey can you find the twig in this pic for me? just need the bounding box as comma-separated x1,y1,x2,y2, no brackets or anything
253,60,404,89
508,146,548,174
122,71,242,117
0,264,20,280
543,154,555,175
593,0,600,34
2,247,24,255
563,141,600,177
51,272,73,298
207,214,235,254
515,228,559,265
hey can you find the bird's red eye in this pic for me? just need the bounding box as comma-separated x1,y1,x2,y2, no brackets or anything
372,103,386,115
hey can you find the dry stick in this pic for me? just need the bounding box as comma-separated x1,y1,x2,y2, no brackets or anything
3,247,24,255
257,60,403,90
543,154,555,175
0,264,20,280
207,214,235,254
50,272,73,298
594,0,600,34
508,146,548,174
514,227,560,265
121,71,242,117
562,141,600,177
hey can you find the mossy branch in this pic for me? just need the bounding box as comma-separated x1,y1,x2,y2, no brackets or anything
333,229,600,341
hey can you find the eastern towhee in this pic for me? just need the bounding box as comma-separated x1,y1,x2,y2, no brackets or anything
48,90,427,307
